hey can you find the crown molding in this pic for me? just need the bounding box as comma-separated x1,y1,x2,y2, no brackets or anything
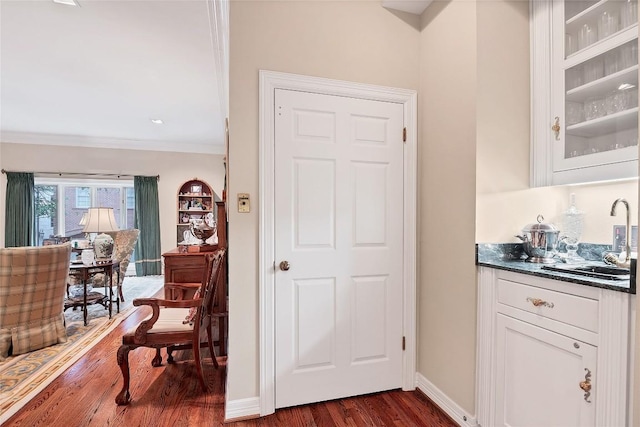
0,131,224,155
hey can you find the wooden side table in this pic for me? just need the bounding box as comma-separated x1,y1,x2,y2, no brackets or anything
65,260,120,326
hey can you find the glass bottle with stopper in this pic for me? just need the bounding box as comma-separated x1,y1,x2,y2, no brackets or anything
562,193,585,263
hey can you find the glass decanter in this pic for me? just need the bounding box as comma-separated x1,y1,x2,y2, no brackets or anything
562,193,585,263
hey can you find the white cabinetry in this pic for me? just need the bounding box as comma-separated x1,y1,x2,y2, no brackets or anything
495,314,596,426
477,268,632,426
531,0,639,186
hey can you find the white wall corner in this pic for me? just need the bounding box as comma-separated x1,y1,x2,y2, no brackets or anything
415,372,479,427
224,396,261,422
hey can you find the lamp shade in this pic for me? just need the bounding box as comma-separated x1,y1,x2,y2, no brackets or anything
82,207,120,233
79,212,88,226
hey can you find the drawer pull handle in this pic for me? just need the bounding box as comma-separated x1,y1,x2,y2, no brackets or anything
579,368,592,403
526,297,554,308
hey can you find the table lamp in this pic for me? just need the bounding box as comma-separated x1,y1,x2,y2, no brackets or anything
83,207,120,263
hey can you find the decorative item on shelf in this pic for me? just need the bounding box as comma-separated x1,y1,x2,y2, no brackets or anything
83,207,120,263
181,213,190,223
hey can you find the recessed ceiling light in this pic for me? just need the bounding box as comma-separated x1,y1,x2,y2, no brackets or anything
52,0,79,6
150,119,164,125
618,83,636,90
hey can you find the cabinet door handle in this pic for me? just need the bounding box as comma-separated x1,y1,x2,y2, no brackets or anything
579,368,592,403
526,297,554,308
552,116,561,140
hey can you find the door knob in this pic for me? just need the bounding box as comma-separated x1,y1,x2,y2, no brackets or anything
279,260,290,271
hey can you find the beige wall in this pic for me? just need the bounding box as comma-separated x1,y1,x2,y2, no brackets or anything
419,0,478,414
0,142,225,254
228,0,420,402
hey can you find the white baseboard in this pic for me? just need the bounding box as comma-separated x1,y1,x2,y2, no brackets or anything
415,372,479,427
223,376,476,424
224,396,260,422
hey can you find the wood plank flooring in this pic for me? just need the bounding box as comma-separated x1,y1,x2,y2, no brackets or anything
4,303,458,427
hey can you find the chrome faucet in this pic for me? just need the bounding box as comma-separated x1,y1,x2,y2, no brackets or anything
606,198,631,269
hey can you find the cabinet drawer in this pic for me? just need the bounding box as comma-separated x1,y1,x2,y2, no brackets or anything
497,279,599,333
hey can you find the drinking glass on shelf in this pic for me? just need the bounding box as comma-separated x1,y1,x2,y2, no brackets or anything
566,101,584,125
598,10,619,40
629,88,639,108
621,43,638,68
584,97,605,120
604,50,622,75
583,57,604,83
578,23,598,50
566,66,583,90
621,0,638,29
605,91,618,115
566,33,578,56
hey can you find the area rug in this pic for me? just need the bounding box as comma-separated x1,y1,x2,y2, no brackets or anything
0,275,164,424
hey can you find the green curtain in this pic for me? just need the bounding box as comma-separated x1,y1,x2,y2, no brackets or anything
134,176,162,275
5,172,35,247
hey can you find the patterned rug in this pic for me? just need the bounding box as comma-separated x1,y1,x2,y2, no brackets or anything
0,275,164,424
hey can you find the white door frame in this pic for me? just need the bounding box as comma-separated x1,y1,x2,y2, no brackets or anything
258,70,417,416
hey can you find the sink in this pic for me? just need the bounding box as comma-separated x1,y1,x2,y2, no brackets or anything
541,264,630,281
572,265,630,275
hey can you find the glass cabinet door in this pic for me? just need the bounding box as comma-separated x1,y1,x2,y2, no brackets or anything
554,0,638,175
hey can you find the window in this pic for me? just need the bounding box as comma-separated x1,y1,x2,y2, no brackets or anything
126,187,135,209
76,187,90,208
34,179,135,245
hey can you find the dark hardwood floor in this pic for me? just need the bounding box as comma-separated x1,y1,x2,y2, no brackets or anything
4,303,458,427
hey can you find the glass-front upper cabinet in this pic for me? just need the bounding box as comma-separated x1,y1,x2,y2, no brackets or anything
531,0,638,186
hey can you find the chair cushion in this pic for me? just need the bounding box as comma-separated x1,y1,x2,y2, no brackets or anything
138,308,195,334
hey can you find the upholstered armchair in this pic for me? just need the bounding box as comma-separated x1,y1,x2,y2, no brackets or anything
92,229,139,302
0,243,72,361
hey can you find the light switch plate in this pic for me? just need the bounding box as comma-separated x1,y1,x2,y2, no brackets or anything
238,193,250,213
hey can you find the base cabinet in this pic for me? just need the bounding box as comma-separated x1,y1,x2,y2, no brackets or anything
495,314,596,427
477,268,632,427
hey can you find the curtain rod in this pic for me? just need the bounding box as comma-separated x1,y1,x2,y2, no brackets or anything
1,169,159,181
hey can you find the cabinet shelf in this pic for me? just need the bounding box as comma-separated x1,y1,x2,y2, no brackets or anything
565,25,638,69
566,65,638,102
176,179,216,245
566,107,638,137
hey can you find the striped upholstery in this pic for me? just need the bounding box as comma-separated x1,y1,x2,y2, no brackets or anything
0,243,72,360
136,308,193,333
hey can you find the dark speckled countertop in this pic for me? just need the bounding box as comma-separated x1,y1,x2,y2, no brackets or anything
476,243,636,294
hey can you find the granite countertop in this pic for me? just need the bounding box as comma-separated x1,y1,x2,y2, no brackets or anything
476,243,636,294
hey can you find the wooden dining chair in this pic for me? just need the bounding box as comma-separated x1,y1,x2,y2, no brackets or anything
115,248,225,405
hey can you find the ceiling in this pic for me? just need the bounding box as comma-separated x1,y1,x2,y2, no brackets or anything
0,0,227,154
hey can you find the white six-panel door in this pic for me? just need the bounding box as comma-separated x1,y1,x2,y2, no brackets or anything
274,88,405,408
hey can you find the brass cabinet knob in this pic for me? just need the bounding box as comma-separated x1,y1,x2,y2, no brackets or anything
279,260,290,271
580,368,592,403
